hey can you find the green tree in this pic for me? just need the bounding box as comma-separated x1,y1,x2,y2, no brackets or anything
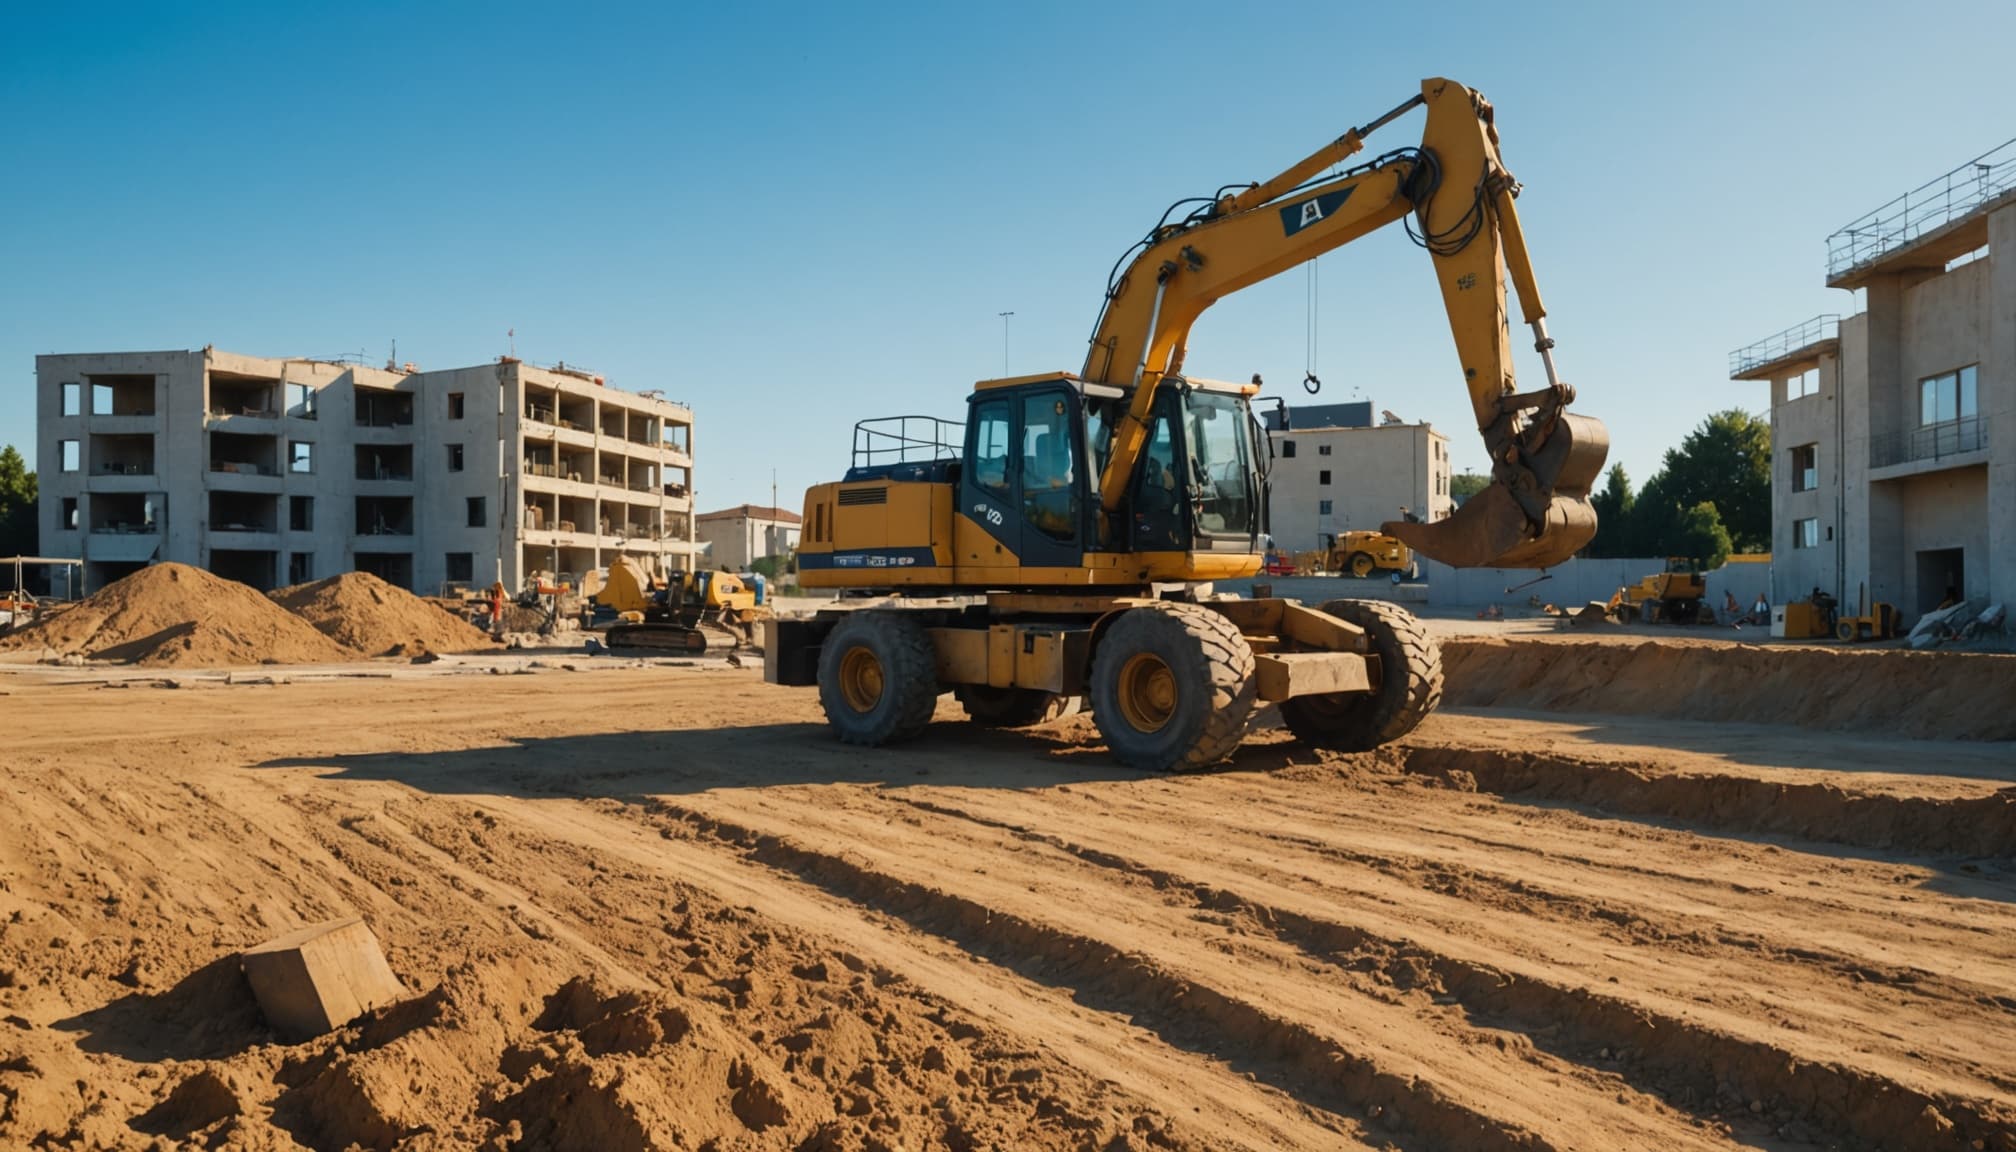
1648,409,1771,552
1585,464,1636,558
1449,472,1489,503
1673,501,1733,570
0,445,36,559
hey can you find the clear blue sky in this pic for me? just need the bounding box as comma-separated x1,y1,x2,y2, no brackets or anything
5,0,2013,510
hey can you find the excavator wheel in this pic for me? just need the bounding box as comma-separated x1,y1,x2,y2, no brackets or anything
817,611,940,747
1279,600,1443,752
1089,603,1256,772
956,686,1068,728
1348,552,1376,579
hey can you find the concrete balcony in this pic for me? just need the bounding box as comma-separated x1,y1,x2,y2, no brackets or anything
1869,417,1989,481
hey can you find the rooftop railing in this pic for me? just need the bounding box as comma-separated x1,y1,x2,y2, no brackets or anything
1729,314,1840,377
1827,138,2016,278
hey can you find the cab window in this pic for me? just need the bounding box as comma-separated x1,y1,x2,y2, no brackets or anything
1020,393,1077,541
969,399,1011,499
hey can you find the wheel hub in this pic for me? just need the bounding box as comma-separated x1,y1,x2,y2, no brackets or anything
838,646,885,712
1116,652,1177,734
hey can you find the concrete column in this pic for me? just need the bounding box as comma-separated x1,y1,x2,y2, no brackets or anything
1987,205,2016,608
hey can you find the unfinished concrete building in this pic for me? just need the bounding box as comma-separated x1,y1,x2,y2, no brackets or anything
36,347,698,594
1732,139,2014,621
1261,402,1453,552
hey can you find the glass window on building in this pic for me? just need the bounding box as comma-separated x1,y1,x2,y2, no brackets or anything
1319,470,1332,485
1919,365,1979,425
1790,444,1817,492
1793,517,1818,549
1319,499,1333,515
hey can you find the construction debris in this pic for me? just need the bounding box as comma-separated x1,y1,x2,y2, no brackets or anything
239,917,406,1041
1906,597,2009,649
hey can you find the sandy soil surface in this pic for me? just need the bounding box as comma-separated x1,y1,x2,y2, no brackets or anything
1,664,2011,1151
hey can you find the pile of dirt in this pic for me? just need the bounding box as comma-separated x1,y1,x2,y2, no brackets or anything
272,572,499,657
0,563,355,667
1440,637,2016,740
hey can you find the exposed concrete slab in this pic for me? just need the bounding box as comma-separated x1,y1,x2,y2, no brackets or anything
240,916,405,1041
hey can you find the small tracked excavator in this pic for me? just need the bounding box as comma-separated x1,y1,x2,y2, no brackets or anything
765,78,1608,769
591,557,764,654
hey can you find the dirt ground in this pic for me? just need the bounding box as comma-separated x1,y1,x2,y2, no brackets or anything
1,655,2013,1151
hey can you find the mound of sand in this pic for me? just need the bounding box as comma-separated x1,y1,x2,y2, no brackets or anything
272,572,498,657
0,563,356,667
1440,637,2016,741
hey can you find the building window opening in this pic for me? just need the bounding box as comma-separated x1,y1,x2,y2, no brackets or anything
1319,499,1334,515
290,441,314,474
60,440,79,472
448,392,465,419
447,443,465,472
1793,517,1818,550
1318,443,1332,456
61,382,80,416
1319,470,1332,485
467,496,487,528
1790,444,1817,492
62,497,78,530
1788,367,1820,399
290,496,314,532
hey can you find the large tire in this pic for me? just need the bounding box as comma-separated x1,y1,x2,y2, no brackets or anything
1348,551,1376,579
1280,599,1442,752
956,685,1064,728
817,611,940,746
1090,604,1256,771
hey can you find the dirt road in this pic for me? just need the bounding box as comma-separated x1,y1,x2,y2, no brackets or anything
1,666,2011,1151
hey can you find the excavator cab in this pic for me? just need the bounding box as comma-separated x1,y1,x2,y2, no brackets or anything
954,375,1267,570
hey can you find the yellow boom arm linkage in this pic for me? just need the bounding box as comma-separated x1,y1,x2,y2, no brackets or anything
1083,77,1609,569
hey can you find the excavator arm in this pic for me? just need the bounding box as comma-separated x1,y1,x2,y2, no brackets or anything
1084,77,1609,569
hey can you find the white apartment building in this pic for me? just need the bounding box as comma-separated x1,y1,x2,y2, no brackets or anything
1262,403,1452,551
36,347,697,594
1731,138,2015,621
696,504,802,571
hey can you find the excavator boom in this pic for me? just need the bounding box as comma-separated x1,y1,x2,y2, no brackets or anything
1083,77,1608,568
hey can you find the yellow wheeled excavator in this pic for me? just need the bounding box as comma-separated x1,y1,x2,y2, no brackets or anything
765,78,1608,770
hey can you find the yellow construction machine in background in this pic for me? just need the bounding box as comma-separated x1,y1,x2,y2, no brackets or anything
1610,558,1707,625
1322,530,1418,581
591,556,766,653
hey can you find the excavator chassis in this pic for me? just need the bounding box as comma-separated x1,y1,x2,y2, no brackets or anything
764,594,1442,772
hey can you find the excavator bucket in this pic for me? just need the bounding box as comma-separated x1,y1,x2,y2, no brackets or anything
1383,411,1609,569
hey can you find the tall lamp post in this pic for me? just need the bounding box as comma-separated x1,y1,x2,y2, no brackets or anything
997,311,1014,377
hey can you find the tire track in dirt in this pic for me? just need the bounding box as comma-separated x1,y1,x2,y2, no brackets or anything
903,772,2016,1101
639,798,1766,1152
955,770,2016,1025
1399,744,2016,858
442,792,1372,1151
889,791,2016,1152
1164,765,2016,988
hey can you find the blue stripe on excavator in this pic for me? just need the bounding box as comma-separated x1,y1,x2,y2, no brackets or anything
797,547,942,572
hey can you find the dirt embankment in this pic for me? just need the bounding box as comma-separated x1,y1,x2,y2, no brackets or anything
0,563,355,667
1439,637,2016,741
270,572,498,657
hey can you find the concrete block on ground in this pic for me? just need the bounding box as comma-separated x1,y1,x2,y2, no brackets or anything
240,917,405,1041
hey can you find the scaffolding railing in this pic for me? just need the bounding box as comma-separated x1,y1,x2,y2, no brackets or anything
1827,137,2016,278
1729,314,1840,377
